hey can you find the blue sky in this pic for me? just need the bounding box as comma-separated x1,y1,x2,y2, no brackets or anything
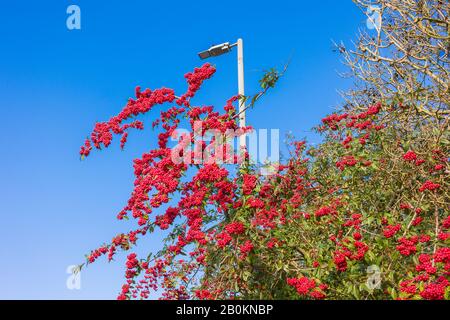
0,0,368,299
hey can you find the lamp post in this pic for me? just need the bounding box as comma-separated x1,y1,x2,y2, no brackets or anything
198,39,246,149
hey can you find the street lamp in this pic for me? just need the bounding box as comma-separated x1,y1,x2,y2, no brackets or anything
198,39,246,149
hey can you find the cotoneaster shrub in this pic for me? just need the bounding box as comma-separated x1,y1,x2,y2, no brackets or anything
78,62,449,300
78,0,449,301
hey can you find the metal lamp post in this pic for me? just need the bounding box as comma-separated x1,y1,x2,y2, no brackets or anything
198,39,246,149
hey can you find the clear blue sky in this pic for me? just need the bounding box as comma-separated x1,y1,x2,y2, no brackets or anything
0,0,368,299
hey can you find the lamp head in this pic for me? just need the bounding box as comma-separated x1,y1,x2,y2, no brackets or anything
198,42,232,59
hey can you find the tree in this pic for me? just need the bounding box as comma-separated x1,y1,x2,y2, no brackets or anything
339,0,449,119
